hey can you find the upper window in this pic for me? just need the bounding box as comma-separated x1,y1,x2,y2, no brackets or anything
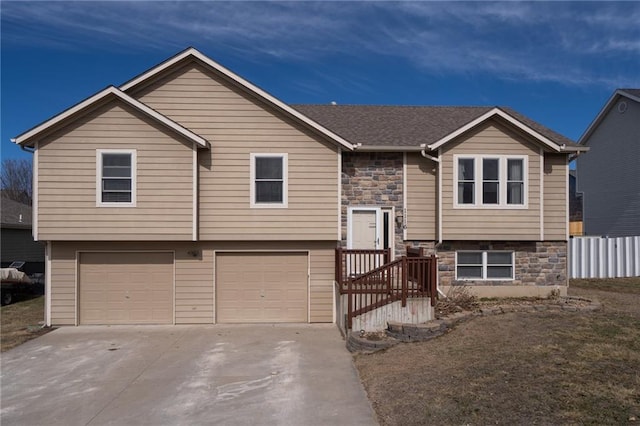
456,251,514,280
455,155,527,208
250,153,288,208
97,149,136,207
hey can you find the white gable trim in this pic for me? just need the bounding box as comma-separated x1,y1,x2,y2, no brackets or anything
12,86,209,149
426,107,561,152
120,47,354,151
578,89,640,145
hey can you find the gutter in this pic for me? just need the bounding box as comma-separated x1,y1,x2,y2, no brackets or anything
353,144,424,152
12,138,35,154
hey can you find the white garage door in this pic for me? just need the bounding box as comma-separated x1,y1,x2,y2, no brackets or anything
79,252,173,325
216,252,308,323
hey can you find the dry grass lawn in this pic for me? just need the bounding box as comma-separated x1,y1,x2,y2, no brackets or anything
355,278,640,425
1,295,52,352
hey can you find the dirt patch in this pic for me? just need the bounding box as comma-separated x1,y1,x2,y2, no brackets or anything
1,295,53,352
355,278,640,425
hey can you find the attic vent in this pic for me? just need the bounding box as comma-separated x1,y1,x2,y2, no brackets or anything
618,101,628,113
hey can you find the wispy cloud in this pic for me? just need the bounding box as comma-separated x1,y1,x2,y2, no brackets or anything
2,1,639,88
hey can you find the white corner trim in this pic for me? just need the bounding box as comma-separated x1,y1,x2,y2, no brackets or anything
427,108,561,152
96,149,137,208
33,143,39,241
45,241,51,327
193,143,198,241
540,148,545,241
120,48,353,150
249,153,288,208
402,152,407,241
438,148,443,244
338,147,342,241
173,251,176,325
14,86,209,148
566,156,570,241
74,250,78,326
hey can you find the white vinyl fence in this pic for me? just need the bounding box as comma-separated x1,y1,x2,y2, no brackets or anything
569,236,640,279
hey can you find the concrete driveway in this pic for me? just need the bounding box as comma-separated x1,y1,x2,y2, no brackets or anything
1,324,377,426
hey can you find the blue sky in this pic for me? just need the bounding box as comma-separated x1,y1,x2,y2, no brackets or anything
2,1,639,163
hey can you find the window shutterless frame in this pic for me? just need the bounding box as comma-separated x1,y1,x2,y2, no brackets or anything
249,153,288,208
453,154,528,209
455,250,515,281
96,149,137,207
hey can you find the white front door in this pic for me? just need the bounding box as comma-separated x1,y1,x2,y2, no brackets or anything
348,208,394,274
351,210,378,249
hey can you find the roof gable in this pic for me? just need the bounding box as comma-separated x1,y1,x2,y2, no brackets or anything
428,107,565,152
13,86,210,149
579,88,640,145
120,47,354,150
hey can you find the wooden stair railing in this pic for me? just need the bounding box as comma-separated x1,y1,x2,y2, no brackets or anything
336,248,438,330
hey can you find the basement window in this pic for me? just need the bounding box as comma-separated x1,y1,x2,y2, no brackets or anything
456,251,514,280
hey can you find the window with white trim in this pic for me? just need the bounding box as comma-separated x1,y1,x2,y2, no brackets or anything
455,155,527,207
250,153,288,207
456,251,514,280
97,150,136,206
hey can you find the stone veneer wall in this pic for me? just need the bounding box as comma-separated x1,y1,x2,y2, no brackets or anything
341,152,404,256
437,241,568,287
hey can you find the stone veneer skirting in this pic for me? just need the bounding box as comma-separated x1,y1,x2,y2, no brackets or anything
436,241,568,287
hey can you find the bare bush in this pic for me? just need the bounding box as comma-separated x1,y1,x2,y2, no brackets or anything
435,285,479,316
1,158,32,205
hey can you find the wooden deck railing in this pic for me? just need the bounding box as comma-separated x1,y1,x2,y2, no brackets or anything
335,247,438,330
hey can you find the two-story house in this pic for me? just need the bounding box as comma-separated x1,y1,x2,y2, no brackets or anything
577,89,640,237
12,48,586,328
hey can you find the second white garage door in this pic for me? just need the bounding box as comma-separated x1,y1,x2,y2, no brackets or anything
216,252,308,323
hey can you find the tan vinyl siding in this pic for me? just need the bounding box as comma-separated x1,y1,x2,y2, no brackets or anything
406,152,437,240
309,246,335,322
132,62,339,240
49,241,335,326
441,120,541,240
175,248,214,324
50,242,77,325
37,100,194,241
544,154,568,240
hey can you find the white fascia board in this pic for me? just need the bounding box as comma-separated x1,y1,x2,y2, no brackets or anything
14,86,209,149
578,90,640,145
120,48,354,151
426,108,561,152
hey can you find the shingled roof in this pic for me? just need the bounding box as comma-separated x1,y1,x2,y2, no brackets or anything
1,197,32,229
293,104,577,149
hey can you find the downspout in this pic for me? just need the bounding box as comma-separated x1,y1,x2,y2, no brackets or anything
420,144,447,298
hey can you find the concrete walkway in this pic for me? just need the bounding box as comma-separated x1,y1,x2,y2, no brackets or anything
1,324,377,426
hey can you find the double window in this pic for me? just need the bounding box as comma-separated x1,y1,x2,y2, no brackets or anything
456,251,514,280
97,150,136,206
455,155,526,207
250,153,288,207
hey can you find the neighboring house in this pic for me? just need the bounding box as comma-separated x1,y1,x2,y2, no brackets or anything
568,170,583,236
577,89,640,237
1,197,45,274
12,48,586,327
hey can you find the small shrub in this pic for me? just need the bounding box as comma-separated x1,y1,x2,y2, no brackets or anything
436,286,479,316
